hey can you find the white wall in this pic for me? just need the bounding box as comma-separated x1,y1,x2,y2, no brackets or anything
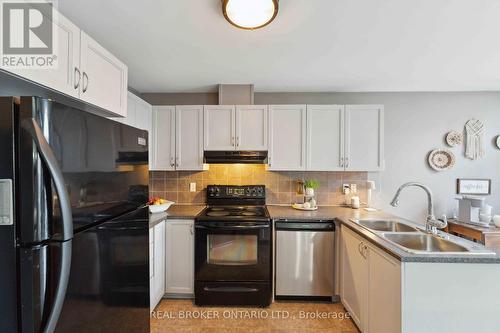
256,92,500,223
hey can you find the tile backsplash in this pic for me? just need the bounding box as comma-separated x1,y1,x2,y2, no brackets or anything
149,165,367,205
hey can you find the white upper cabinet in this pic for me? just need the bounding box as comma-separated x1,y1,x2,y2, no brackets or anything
115,92,152,131
306,105,344,171
235,105,268,151
345,105,384,171
3,12,80,98
1,8,128,117
151,106,176,171
176,106,204,170
135,97,153,132
268,105,307,171
151,105,204,171
204,106,236,151
79,31,128,117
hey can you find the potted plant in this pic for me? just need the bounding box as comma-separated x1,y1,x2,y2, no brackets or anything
304,179,320,197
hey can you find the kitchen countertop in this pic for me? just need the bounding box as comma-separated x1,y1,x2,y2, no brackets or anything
149,205,205,228
267,205,500,263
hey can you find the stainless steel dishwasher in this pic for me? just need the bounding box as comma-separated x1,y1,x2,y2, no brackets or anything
275,219,335,301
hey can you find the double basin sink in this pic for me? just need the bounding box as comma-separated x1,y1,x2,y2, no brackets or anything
354,219,493,255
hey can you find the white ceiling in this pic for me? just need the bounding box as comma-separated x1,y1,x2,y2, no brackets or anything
59,0,500,93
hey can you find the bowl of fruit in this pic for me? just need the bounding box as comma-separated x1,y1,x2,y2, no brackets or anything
148,197,175,214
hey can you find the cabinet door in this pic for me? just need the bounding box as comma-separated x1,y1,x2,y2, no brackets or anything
235,105,268,151
80,31,128,117
135,98,152,167
176,106,204,170
268,105,307,170
151,106,176,170
135,98,152,132
165,220,194,295
151,221,166,310
149,228,154,311
340,227,368,331
345,105,384,171
204,106,236,151
367,245,401,333
111,92,135,126
3,12,80,98
306,105,344,171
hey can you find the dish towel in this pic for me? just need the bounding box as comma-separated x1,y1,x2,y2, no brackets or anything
465,119,485,160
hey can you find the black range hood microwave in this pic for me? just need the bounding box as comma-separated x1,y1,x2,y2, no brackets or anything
204,151,268,164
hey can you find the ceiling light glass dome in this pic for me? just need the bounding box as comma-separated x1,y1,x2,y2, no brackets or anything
222,0,279,30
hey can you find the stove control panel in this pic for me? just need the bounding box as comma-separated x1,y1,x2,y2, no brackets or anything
207,185,266,198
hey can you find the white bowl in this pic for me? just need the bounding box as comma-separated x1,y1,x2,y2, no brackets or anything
149,201,174,214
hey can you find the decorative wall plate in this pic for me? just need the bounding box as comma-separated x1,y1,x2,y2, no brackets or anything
445,131,463,147
428,149,455,171
496,136,500,149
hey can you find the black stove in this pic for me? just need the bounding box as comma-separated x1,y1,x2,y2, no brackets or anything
197,185,270,222
194,185,272,307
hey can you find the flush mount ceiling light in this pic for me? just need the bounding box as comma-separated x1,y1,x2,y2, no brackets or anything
222,0,279,30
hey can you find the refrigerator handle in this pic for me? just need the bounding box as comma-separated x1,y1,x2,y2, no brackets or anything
21,118,73,241
42,241,72,333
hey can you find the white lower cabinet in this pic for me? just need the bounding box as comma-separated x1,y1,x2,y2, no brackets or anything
150,220,166,311
367,243,401,333
340,226,401,333
165,219,195,296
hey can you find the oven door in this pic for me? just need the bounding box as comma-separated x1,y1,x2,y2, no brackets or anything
195,221,271,282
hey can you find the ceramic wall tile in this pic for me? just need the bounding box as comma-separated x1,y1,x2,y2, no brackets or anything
150,165,367,206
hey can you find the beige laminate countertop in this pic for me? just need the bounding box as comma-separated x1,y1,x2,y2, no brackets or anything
267,205,395,222
149,205,206,228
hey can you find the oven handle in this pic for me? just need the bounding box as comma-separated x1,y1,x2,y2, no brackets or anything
203,286,259,293
195,224,270,230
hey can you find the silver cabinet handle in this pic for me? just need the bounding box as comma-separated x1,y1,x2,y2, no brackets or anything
82,72,89,93
175,157,179,168
231,136,235,147
170,157,175,168
345,157,350,168
340,157,344,168
190,224,194,235
74,67,81,89
236,136,240,147
358,242,364,256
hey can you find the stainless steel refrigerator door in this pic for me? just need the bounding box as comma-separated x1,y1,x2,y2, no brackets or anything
275,230,335,297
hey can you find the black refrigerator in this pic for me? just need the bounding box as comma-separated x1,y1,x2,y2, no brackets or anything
0,96,150,333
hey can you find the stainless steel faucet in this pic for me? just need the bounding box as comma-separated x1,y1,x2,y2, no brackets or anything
390,182,447,234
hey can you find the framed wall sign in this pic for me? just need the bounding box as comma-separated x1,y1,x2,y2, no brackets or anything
456,179,491,195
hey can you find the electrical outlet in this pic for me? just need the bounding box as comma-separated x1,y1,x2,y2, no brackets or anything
350,184,357,193
190,182,196,192
342,184,350,194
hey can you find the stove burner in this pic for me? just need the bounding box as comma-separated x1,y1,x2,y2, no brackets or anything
206,211,231,217
241,212,258,216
